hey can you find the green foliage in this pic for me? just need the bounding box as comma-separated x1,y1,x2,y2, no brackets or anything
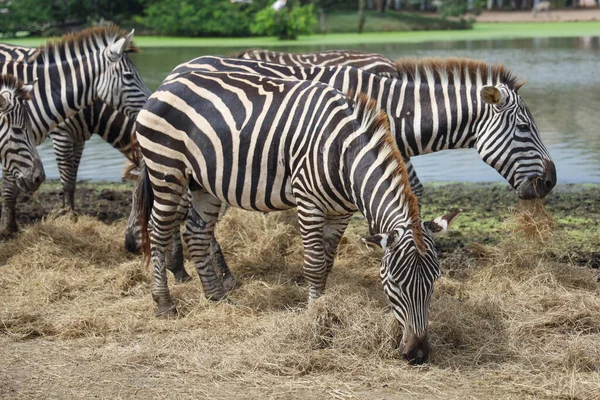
439,0,486,18
251,1,317,40
135,0,269,37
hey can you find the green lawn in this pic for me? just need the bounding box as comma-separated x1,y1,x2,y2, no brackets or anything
3,21,600,48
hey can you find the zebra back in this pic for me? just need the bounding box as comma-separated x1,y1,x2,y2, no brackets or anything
238,49,398,77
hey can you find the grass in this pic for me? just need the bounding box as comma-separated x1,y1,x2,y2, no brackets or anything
321,11,470,34
0,183,599,398
2,21,600,48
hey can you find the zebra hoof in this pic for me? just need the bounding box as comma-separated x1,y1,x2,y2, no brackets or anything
205,290,228,302
153,294,177,318
222,274,240,293
156,302,178,318
173,269,192,283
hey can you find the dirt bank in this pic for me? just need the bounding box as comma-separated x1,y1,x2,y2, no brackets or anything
471,9,600,23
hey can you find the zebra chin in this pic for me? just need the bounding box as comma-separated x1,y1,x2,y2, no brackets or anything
515,159,557,200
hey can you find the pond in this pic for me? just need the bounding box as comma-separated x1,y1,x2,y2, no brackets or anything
35,36,600,184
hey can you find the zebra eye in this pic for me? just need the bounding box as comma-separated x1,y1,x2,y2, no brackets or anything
517,124,529,132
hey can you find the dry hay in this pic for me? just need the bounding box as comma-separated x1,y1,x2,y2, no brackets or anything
1,204,599,399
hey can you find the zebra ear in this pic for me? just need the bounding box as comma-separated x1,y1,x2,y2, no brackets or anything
362,231,397,250
424,209,462,237
481,86,506,106
108,30,134,58
20,79,37,100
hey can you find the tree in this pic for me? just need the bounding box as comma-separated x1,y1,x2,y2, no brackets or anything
358,0,366,33
251,1,317,40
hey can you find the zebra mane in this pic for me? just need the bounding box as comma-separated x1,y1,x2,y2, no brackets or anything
348,91,425,253
28,24,139,63
395,57,525,91
0,74,31,100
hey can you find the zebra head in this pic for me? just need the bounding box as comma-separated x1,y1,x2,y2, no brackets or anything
477,84,556,199
0,76,45,192
364,210,460,365
98,30,151,119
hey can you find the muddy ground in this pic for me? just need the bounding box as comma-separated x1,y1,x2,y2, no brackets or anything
4,180,598,269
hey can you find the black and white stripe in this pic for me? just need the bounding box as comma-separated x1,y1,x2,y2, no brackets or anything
0,75,45,234
0,43,141,209
238,49,398,77
0,26,149,232
135,69,456,364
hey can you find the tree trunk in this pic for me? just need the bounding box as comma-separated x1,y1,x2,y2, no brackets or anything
358,0,366,33
318,7,326,34
379,0,389,12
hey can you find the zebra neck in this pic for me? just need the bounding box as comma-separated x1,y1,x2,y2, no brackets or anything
389,82,484,157
342,145,413,235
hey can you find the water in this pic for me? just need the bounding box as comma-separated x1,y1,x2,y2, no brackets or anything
35,36,600,184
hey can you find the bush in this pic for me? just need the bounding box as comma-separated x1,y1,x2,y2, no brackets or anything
251,1,317,40
135,0,270,37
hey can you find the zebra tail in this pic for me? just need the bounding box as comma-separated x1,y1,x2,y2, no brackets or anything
137,160,154,264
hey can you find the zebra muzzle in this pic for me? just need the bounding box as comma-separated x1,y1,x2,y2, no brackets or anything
517,159,557,199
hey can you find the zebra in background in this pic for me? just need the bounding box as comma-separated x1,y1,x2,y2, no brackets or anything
0,43,141,210
239,50,557,201
0,75,45,198
134,69,460,364
0,26,150,235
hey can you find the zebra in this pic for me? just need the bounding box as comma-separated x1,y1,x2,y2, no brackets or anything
0,75,45,203
238,50,554,202
238,49,398,77
123,56,556,280
0,42,141,210
0,25,150,235
134,69,460,364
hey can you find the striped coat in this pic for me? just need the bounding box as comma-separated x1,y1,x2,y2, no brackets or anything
135,70,458,364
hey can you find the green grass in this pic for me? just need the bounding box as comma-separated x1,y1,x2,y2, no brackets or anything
3,21,600,48
321,11,469,34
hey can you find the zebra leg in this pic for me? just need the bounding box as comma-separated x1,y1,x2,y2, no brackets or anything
52,132,77,210
323,214,352,280
166,225,191,282
297,203,328,303
165,191,191,282
210,236,239,293
66,139,85,210
0,175,19,237
187,188,227,300
149,190,185,318
182,202,238,292
405,158,424,202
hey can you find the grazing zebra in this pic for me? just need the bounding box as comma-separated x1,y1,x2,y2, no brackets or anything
0,75,45,200
135,69,460,364
123,56,556,282
0,26,150,235
0,43,141,209
238,49,398,77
